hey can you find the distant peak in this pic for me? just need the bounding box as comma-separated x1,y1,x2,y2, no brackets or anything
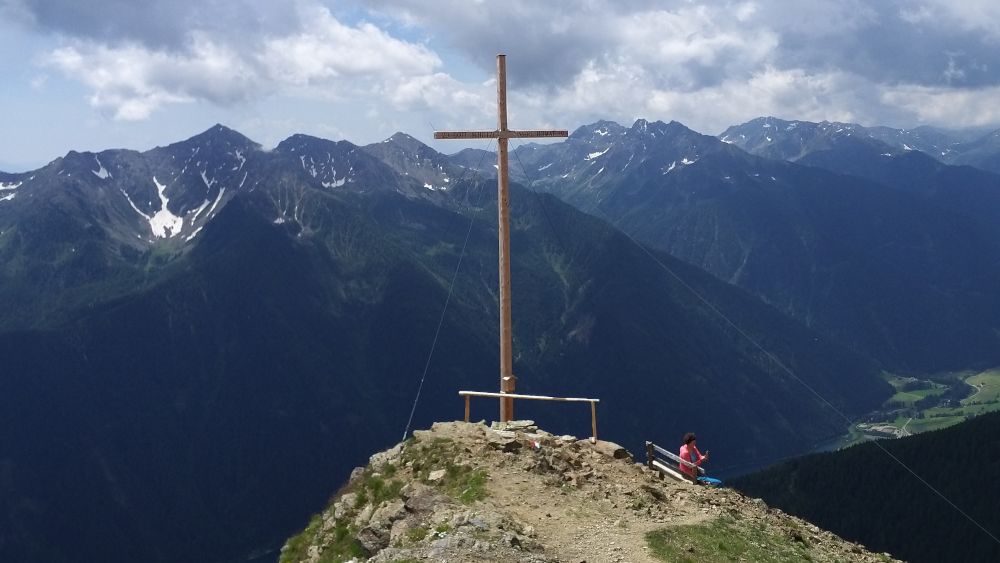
183,124,261,150
377,132,432,153
570,120,627,140
275,133,349,153
628,118,696,137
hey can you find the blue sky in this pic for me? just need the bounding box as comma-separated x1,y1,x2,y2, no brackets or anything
4,0,1000,171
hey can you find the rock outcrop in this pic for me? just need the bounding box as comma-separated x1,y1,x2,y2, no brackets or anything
280,421,897,562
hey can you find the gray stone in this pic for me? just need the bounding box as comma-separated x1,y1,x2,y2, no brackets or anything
431,536,462,549
389,519,412,544
492,420,538,432
369,443,403,469
354,503,374,528
357,525,390,553
371,499,406,525
583,439,633,461
467,516,489,530
335,493,357,519
404,483,445,512
427,468,447,482
486,429,522,452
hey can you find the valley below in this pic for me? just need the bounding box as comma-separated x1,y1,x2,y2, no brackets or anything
814,366,1000,453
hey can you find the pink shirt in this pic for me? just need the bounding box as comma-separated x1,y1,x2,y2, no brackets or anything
678,443,703,477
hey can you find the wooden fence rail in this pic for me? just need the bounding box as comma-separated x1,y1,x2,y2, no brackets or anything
458,390,600,442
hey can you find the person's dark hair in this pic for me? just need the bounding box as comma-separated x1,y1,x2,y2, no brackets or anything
683,432,696,444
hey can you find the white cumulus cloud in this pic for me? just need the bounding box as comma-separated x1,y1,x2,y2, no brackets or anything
43,2,444,121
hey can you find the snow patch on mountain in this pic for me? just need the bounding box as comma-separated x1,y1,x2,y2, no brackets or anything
91,156,112,180
0,193,15,202
0,181,21,191
149,177,184,238
120,178,185,238
184,226,203,242
206,187,226,217
585,147,610,160
190,198,211,221
201,171,216,190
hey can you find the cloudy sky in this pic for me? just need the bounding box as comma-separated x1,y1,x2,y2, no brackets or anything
3,0,1000,171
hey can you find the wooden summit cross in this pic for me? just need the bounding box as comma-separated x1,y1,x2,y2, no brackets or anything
435,54,568,422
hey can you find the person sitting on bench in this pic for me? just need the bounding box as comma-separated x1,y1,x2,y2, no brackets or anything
679,432,708,481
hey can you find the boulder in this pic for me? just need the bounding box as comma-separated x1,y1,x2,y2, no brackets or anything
369,443,403,469
335,493,357,519
491,420,538,432
486,429,521,452
389,518,413,544
584,439,633,461
354,503,374,528
404,483,445,513
357,524,389,553
371,499,407,526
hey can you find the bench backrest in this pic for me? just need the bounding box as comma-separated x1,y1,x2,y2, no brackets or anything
646,441,705,483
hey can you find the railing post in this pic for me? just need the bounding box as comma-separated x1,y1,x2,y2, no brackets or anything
464,395,470,422
645,441,654,469
590,401,598,443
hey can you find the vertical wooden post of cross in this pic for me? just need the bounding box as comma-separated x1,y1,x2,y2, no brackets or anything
495,54,515,422
433,54,568,422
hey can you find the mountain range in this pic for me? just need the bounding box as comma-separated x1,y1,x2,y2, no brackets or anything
499,119,1000,372
1,115,999,562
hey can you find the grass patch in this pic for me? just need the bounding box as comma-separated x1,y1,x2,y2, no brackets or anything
400,436,490,504
963,369,1000,404
365,473,404,505
280,514,323,563
443,466,489,504
406,526,428,543
646,516,815,563
280,517,366,563
905,415,966,433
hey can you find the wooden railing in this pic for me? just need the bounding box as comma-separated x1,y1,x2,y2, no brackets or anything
645,440,705,483
459,390,600,442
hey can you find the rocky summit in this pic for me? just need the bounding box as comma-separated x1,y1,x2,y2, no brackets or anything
280,421,895,563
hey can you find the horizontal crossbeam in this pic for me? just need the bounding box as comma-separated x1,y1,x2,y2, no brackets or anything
434,129,569,140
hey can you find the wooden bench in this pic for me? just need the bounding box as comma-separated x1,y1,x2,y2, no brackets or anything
645,441,704,484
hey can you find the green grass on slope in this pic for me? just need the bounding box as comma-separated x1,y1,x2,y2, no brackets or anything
646,516,815,563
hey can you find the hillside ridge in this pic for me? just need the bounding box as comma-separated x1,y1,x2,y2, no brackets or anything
280,421,896,562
